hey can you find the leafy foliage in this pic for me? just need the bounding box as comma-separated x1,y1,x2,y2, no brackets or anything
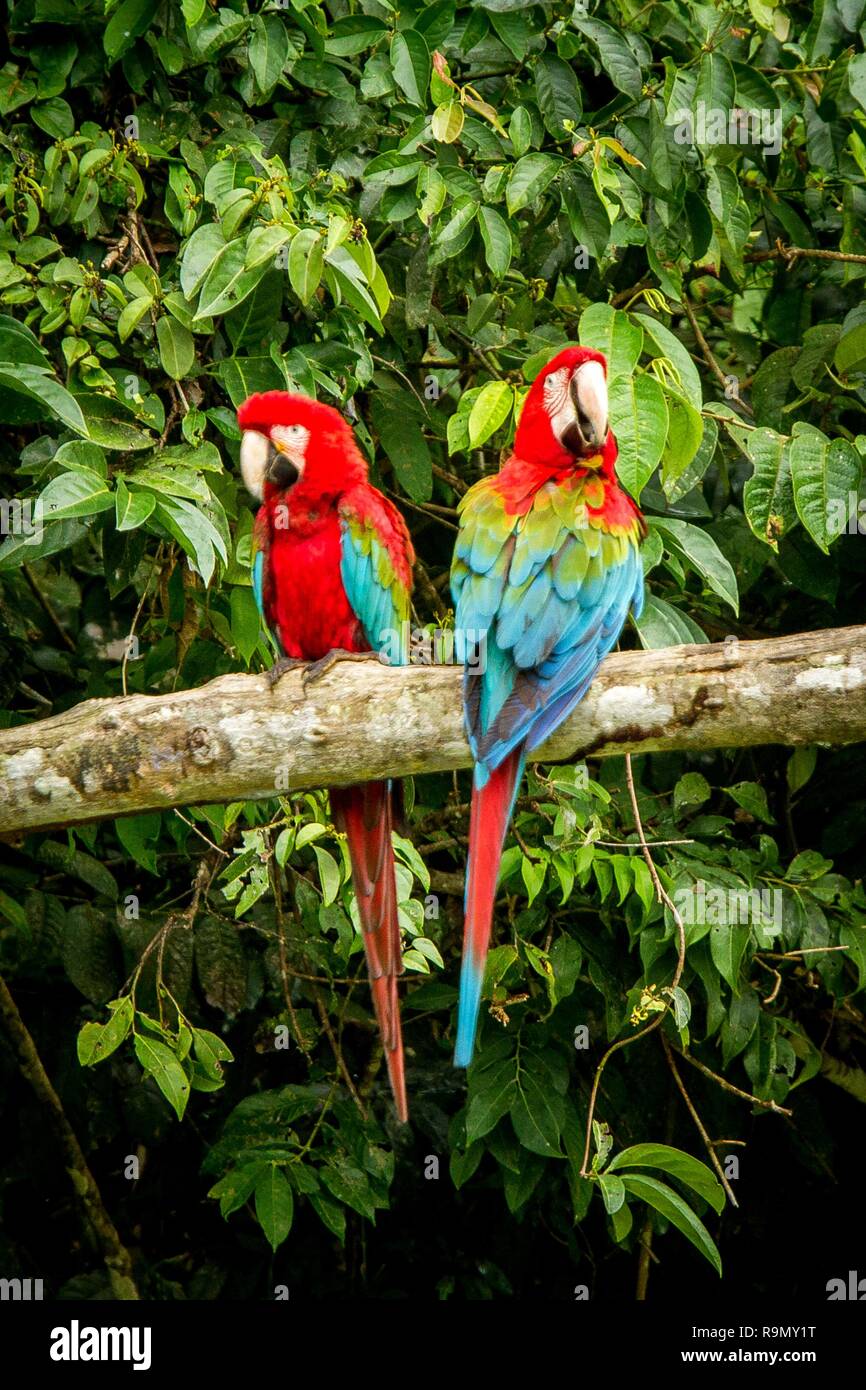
0,0,865,1299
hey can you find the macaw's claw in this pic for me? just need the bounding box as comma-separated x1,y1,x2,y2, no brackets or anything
266,657,305,688
301,649,383,691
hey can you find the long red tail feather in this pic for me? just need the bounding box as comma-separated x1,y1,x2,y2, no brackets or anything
454,747,526,1067
331,781,407,1123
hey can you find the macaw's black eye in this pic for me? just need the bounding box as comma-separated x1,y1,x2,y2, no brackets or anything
267,452,300,489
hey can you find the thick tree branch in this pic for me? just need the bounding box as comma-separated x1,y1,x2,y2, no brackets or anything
1,625,865,835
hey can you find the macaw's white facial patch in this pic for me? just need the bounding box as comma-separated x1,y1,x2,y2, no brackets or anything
271,422,311,467
544,359,609,458
543,365,580,449
240,430,269,501
542,365,570,419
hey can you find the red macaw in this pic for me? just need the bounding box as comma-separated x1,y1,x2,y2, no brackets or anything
237,391,414,1122
451,347,646,1066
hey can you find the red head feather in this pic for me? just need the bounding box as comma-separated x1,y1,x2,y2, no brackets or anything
513,345,616,475
237,391,367,500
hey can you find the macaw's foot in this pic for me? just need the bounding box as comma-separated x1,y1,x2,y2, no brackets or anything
266,657,305,688
301,649,383,691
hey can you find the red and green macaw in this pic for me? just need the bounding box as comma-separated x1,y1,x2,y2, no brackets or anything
451,347,646,1066
237,391,414,1123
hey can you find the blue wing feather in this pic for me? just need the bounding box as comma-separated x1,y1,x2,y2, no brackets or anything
453,480,644,779
251,516,284,659
339,506,411,667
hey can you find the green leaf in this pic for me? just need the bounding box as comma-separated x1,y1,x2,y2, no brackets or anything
32,97,74,139
115,477,155,531
674,772,711,815
156,315,195,380
254,1163,294,1251
429,198,477,264
0,364,88,435
620,1173,722,1274
659,382,703,482
195,240,269,319
693,52,736,144
230,585,261,665
466,1056,517,1143
313,845,341,906
534,52,582,137
598,1172,626,1214
370,391,432,502
104,0,157,62
118,295,153,343
208,1164,260,1218
180,223,229,299
509,105,532,157
468,380,513,447
609,1144,725,1213
835,322,866,376
721,989,760,1065
573,17,643,98
579,303,644,381
635,594,708,649
38,467,113,521
153,494,227,586
787,745,817,794
477,205,512,278
325,16,388,57
77,997,134,1066
710,919,751,993
133,1032,191,1120
249,13,289,95
288,228,324,306
724,780,775,823
650,517,739,614
742,428,796,550
431,100,464,143
390,30,431,108
609,372,668,500
511,1067,565,1157
324,245,385,331
244,224,292,271
635,315,703,409
506,153,560,215
789,422,861,553
308,1190,347,1241
320,1156,382,1223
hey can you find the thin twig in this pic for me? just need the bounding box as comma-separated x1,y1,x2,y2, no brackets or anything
23,563,76,652
270,856,312,1060
672,1042,792,1116
313,988,367,1118
635,1216,656,1299
682,298,754,416
761,946,850,960
431,461,467,494
579,754,687,1177
754,955,783,1003
391,493,459,533
662,1034,739,1208
744,238,866,266
122,544,163,696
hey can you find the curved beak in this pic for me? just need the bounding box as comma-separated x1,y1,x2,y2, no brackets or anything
561,360,608,457
240,430,300,499
266,450,300,490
